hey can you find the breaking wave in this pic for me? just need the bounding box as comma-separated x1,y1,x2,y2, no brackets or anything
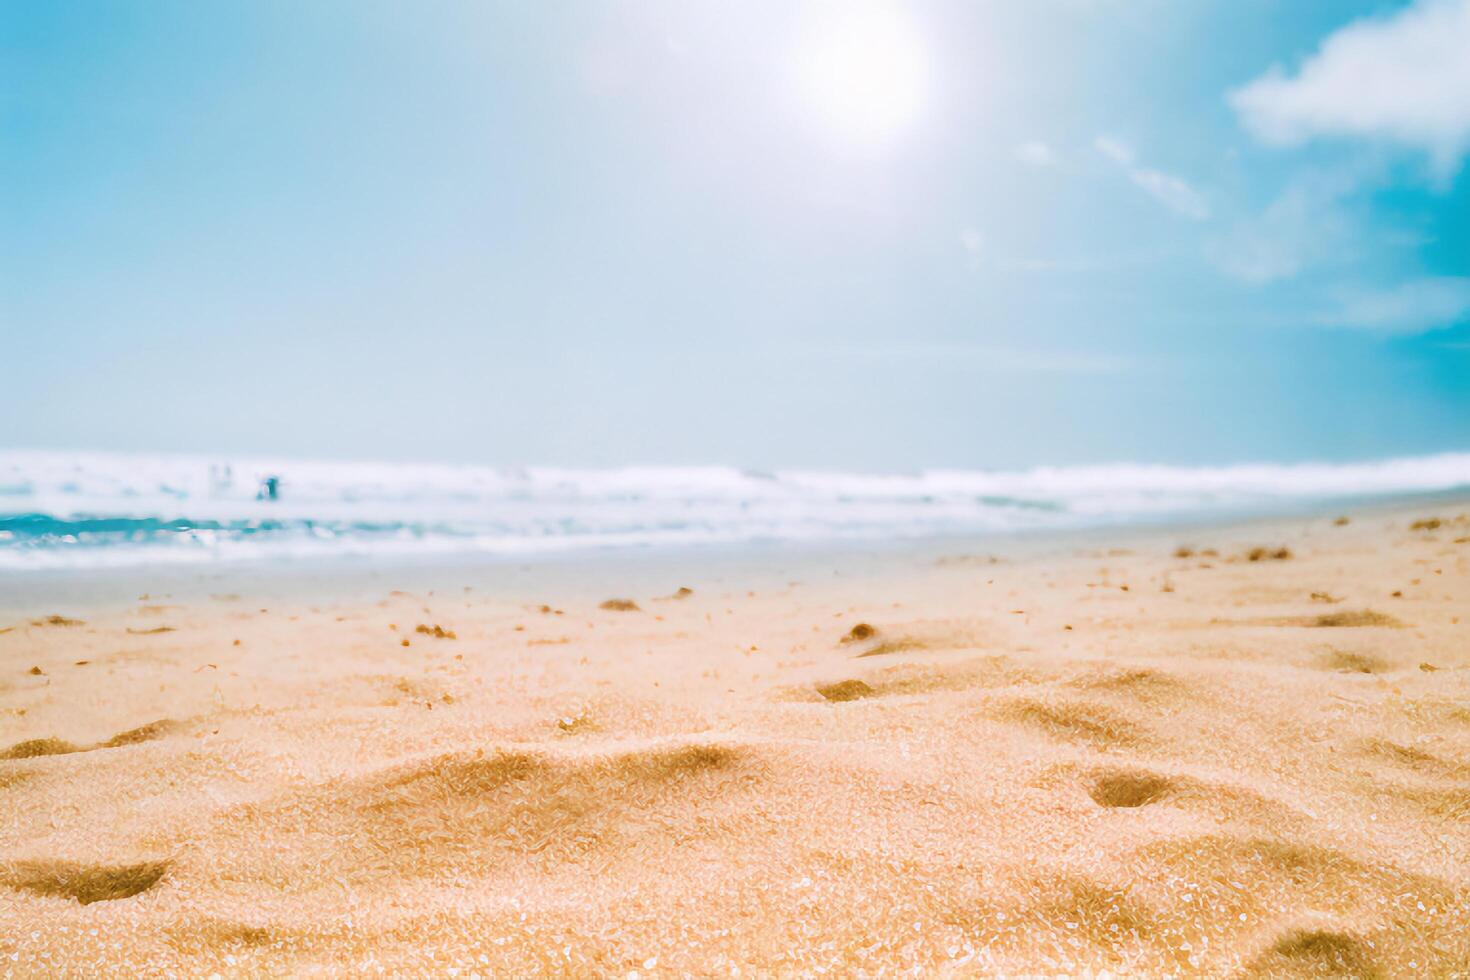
1,449,1467,569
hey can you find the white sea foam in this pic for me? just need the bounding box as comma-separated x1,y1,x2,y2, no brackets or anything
1,449,1466,570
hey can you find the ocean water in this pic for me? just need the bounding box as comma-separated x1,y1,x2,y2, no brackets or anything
1,449,1467,571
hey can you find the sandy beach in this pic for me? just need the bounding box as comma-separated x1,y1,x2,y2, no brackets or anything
2,499,1469,975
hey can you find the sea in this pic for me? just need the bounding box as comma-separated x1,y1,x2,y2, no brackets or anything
2,449,1468,571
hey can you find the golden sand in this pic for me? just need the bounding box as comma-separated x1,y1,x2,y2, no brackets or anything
2,504,1469,975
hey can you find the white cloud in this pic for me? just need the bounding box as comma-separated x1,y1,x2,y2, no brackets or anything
1014,140,1057,167
1094,136,1210,220
1316,276,1470,333
1229,0,1470,180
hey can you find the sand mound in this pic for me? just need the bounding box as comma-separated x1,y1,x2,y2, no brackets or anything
103,719,182,748
866,656,1037,697
165,918,278,953
1309,609,1404,628
1402,786,1470,820
1072,665,1186,701
2,737,82,760
1245,927,1379,978
1,859,168,904
194,738,762,891
365,741,740,812
996,697,1144,748
1323,649,1389,674
1140,834,1453,911
31,615,84,627
0,770,34,789
984,873,1169,968
1361,737,1465,776
815,679,874,702
1,723,182,759
854,637,930,658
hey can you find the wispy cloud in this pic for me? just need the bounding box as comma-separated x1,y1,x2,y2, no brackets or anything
805,343,1132,375
994,246,1183,275
1315,276,1470,333
1093,135,1134,167
1014,140,1057,167
1229,0,1470,181
958,227,985,268
1094,136,1210,220
1207,166,1367,284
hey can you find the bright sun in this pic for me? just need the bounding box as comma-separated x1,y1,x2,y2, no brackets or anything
794,3,929,146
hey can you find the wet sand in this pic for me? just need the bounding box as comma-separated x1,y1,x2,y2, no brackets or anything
2,501,1469,974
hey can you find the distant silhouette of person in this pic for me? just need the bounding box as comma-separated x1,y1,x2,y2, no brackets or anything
258,475,281,501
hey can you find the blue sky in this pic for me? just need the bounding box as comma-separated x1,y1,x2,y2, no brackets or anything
2,0,1467,470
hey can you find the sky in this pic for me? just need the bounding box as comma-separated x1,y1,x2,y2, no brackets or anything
2,0,1468,472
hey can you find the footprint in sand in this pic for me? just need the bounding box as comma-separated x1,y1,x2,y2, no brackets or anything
1087,769,1173,808
1053,762,1307,826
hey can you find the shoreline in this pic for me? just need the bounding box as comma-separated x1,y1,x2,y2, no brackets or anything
5,486,1468,616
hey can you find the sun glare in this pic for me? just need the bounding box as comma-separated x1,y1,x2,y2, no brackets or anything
794,3,929,146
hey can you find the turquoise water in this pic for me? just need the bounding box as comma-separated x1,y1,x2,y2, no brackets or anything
3,449,1467,570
